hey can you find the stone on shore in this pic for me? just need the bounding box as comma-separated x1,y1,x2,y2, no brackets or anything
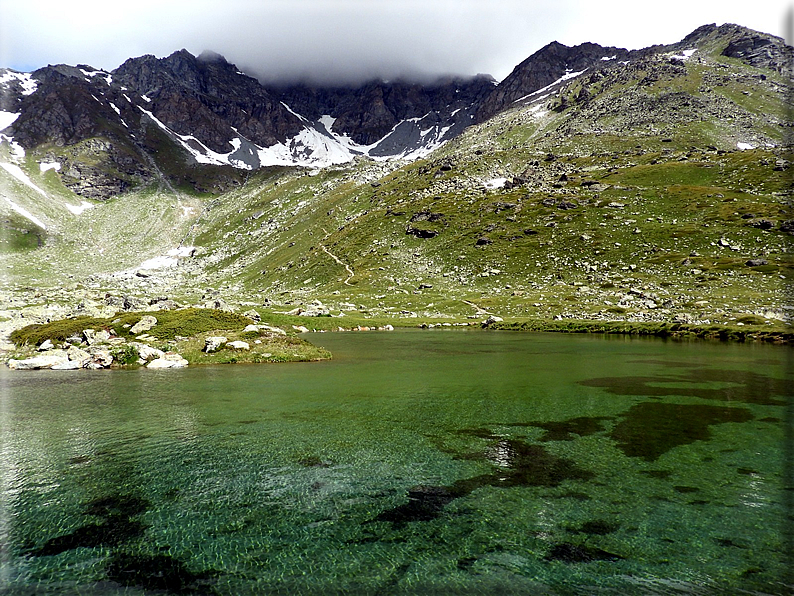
204,336,228,352
147,353,188,369
8,352,69,370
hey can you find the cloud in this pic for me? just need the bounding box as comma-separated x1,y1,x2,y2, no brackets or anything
1,0,790,83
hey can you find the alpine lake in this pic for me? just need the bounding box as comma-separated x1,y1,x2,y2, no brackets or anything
1,330,791,595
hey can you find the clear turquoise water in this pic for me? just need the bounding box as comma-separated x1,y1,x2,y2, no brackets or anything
0,330,790,595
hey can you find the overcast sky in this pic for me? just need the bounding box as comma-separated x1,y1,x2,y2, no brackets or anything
0,0,791,84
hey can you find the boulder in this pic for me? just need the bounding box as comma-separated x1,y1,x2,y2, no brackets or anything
51,360,83,370
204,336,228,352
243,309,261,321
131,342,164,361
38,339,54,351
130,315,157,334
66,345,91,367
745,258,768,267
147,353,188,369
261,325,287,336
87,347,113,368
83,329,112,345
204,299,233,312
243,324,260,333
123,295,149,311
227,341,250,350
482,315,504,327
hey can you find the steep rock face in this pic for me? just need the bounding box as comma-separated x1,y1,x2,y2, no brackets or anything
475,41,631,122
5,65,155,199
270,75,496,145
721,31,793,74
11,66,117,147
113,50,304,152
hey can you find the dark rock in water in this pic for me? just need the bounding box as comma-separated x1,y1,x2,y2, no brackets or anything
639,470,672,480
673,485,699,493
511,416,611,442
545,542,623,563
107,551,217,594
580,368,787,406
375,485,459,523
457,556,478,571
375,438,593,524
573,520,619,535
30,494,149,557
297,456,332,468
609,402,754,461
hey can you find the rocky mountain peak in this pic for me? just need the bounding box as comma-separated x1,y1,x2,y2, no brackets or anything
475,40,630,122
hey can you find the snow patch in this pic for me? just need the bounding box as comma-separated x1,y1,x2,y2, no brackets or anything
601,55,617,61
39,161,61,172
670,48,697,61
318,115,336,131
0,162,48,197
0,194,47,229
737,142,755,150
65,201,92,215
0,71,37,95
281,102,309,122
79,69,113,85
139,107,239,167
0,134,26,160
141,94,152,103
109,103,121,116
520,69,587,103
0,111,20,132
484,177,508,189
137,246,195,270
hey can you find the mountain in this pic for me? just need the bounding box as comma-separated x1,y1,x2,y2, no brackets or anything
1,51,498,197
0,23,791,338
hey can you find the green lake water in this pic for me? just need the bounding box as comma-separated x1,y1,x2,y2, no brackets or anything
0,330,791,595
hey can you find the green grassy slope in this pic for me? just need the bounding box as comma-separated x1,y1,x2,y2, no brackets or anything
1,38,790,333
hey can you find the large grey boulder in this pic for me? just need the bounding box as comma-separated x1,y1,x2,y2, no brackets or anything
7,352,69,370
83,329,112,345
131,342,164,361
130,315,157,334
66,345,91,367
204,336,227,352
147,353,188,369
86,348,113,369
